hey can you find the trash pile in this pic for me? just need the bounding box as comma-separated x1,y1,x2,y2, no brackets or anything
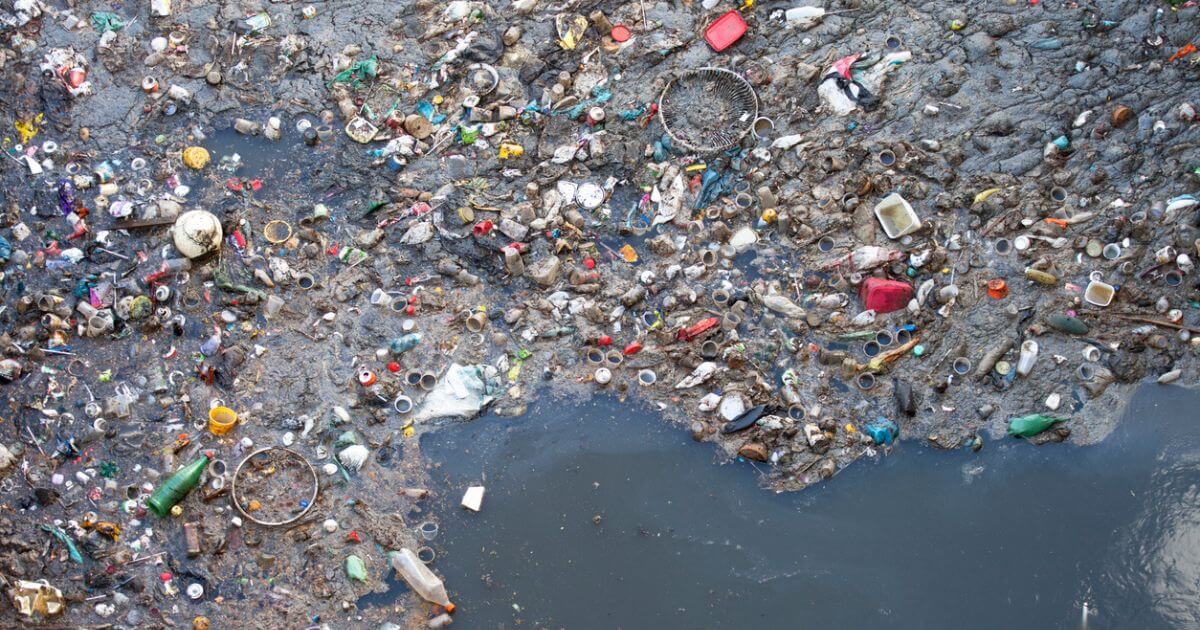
0,0,1197,626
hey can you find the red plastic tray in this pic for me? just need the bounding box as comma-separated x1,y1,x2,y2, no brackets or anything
705,10,747,52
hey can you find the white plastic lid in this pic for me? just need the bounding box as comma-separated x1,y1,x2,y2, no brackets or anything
576,182,604,209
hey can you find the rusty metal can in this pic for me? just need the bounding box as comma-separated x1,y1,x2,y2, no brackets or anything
183,522,202,557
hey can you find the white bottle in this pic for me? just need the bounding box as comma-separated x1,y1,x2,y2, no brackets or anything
389,549,452,609
1017,340,1039,377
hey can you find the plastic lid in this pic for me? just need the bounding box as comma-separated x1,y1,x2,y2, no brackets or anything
611,24,631,42
705,11,747,52
576,182,604,209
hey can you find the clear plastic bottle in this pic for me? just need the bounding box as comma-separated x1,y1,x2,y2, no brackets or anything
388,549,453,611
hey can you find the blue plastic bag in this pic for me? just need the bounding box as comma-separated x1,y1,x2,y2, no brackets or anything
864,418,898,445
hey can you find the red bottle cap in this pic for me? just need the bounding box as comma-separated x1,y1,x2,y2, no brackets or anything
611,24,631,43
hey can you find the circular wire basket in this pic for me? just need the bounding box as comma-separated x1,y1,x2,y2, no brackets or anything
658,67,759,153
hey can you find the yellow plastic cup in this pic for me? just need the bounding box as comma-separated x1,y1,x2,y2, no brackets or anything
208,406,238,435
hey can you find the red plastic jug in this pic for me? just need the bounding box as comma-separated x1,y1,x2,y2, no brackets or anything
859,278,913,314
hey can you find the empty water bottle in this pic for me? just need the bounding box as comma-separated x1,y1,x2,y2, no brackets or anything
388,548,453,611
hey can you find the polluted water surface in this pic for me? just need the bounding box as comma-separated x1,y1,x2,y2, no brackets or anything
419,384,1200,629
3,0,1198,626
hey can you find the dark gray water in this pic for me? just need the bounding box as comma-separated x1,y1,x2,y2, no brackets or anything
421,384,1200,629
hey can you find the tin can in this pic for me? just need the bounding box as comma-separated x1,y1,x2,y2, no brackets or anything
183,522,202,556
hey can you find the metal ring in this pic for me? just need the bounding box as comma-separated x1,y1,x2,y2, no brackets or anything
231,447,319,527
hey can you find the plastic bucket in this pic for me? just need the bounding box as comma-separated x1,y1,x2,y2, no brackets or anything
209,406,238,435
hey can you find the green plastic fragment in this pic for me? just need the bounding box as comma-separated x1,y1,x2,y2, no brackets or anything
346,554,367,582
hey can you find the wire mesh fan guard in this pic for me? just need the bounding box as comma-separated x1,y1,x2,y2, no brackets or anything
658,67,759,153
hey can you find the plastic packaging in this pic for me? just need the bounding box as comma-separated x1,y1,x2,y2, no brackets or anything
389,549,454,611
1016,340,1039,377
705,10,747,52
389,333,422,354
860,278,913,314
208,406,237,435
873,193,921,238
864,418,898,445
1084,280,1115,307
345,554,367,582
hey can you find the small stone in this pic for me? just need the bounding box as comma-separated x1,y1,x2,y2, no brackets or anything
502,25,522,46
206,71,222,85
1179,103,1196,122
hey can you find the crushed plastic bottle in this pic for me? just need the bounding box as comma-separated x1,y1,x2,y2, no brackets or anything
389,548,454,611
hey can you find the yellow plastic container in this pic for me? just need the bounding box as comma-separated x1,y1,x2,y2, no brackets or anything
208,406,238,435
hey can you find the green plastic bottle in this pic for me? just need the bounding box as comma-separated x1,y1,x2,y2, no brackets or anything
147,453,210,516
1007,414,1066,438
